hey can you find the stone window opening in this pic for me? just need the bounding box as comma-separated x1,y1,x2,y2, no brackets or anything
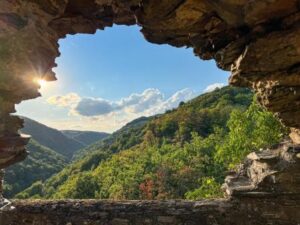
0,1,299,224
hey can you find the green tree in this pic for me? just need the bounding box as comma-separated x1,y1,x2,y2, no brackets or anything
216,98,286,169
53,172,98,199
15,181,44,199
185,177,223,200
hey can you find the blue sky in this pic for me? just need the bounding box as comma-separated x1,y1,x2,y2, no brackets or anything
17,25,229,132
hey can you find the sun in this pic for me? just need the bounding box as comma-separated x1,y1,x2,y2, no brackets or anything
37,79,47,87
33,78,47,88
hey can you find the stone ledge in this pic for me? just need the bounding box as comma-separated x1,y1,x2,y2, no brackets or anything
0,197,299,225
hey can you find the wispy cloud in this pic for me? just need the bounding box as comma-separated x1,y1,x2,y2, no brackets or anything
203,83,225,93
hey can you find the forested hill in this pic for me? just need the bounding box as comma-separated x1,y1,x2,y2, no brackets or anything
21,117,85,159
146,86,252,143
16,115,153,199
3,118,109,198
4,139,67,198
16,86,285,200
72,116,150,160
21,117,109,159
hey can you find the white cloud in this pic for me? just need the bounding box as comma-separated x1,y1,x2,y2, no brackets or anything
47,88,197,132
159,88,195,110
47,93,80,107
203,83,225,93
145,88,195,115
119,88,164,113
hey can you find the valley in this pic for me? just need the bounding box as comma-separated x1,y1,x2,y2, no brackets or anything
9,86,285,200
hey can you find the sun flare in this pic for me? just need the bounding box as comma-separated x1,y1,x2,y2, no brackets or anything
33,78,47,88
38,79,47,87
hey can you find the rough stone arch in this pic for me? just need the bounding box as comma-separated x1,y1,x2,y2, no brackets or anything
0,1,300,224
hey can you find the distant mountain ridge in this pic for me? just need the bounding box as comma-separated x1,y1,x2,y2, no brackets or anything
20,117,109,159
62,130,109,146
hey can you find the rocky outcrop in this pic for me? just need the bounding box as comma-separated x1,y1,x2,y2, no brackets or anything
224,140,300,196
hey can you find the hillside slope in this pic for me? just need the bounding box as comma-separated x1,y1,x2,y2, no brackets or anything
14,115,151,199
72,116,150,160
21,118,109,159
17,86,255,199
4,118,110,197
4,139,67,198
15,116,151,199
21,117,85,159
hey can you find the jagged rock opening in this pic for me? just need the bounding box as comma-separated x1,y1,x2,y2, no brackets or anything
0,0,300,224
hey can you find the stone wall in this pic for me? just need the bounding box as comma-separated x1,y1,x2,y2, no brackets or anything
0,195,299,225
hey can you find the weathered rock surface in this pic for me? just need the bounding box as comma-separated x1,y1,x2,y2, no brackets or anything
224,140,300,196
0,195,299,225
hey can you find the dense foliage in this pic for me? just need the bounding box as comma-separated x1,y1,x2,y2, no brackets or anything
91,132,225,200
15,116,151,199
215,99,286,169
73,117,150,160
4,119,108,198
16,86,285,200
4,139,67,197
